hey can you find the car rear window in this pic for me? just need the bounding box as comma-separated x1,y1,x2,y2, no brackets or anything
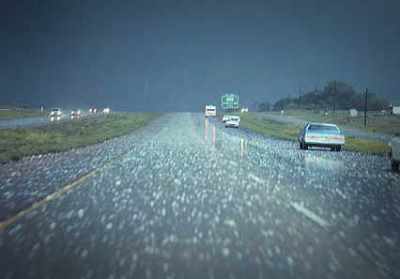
308,125,340,135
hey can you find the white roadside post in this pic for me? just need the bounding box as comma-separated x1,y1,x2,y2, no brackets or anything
240,138,244,158
204,117,208,141
212,126,216,145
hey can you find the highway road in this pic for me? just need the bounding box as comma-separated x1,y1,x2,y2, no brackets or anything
0,113,399,279
0,116,49,129
0,111,97,129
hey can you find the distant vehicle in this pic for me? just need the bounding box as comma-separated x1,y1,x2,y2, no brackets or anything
298,123,345,151
89,108,97,114
205,105,216,117
225,116,240,128
222,115,233,123
392,106,400,115
389,137,400,171
103,108,111,114
70,110,81,120
49,108,62,122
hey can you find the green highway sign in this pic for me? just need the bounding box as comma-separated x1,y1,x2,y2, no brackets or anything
221,94,239,110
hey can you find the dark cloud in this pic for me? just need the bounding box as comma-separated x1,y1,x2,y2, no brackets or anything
1,0,399,111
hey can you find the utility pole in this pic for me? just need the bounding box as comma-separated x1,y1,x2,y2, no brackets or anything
364,88,368,128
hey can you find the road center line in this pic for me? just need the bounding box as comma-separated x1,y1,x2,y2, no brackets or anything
0,168,101,232
290,202,330,229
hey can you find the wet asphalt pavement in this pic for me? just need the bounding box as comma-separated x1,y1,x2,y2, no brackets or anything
0,117,49,129
0,113,399,279
0,112,97,130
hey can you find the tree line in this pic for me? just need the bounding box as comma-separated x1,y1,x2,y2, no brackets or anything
258,81,390,112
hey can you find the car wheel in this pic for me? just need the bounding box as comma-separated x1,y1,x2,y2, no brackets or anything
392,160,399,172
304,144,308,150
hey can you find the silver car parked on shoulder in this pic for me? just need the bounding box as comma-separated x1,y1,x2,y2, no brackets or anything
298,123,345,152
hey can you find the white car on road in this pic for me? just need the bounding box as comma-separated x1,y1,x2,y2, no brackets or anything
389,137,400,171
225,116,240,128
298,123,345,151
222,115,233,123
49,108,63,122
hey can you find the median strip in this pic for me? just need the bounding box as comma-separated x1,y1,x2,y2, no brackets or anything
0,112,159,163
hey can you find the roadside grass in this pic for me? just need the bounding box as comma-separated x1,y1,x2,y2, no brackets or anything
0,113,159,163
239,113,300,141
344,136,390,155
239,112,390,155
0,108,46,119
270,109,400,136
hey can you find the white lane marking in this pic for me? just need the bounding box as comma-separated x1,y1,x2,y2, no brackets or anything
0,169,99,231
248,173,265,184
335,188,347,200
290,202,330,229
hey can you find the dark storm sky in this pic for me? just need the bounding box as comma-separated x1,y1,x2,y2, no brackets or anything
1,0,399,111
